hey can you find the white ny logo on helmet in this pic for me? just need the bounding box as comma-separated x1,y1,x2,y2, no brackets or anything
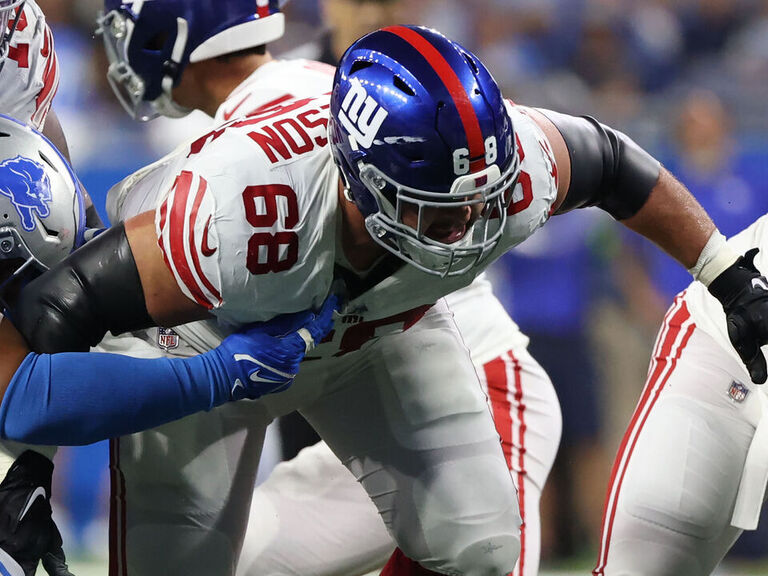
338,78,388,150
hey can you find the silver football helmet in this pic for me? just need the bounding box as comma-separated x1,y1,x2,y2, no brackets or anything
0,0,24,68
0,113,85,307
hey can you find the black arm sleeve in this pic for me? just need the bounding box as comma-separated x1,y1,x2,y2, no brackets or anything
11,223,155,353
536,108,661,220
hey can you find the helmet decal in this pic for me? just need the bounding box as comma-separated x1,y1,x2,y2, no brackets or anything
0,156,52,232
0,114,86,309
337,78,389,150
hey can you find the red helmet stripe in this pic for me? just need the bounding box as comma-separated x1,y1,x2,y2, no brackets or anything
383,25,485,171
256,0,271,18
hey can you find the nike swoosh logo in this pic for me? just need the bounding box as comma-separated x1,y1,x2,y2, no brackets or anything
233,353,294,381
222,93,251,122
248,369,286,385
201,215,216,257
231,378,245,396
18,486,46,524
753,278,768,291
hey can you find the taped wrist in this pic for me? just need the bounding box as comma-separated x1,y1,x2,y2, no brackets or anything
537,108,661,219
11,223,154,353
688,230,740,287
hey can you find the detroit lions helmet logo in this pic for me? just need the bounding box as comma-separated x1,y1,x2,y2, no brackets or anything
0,156,53,232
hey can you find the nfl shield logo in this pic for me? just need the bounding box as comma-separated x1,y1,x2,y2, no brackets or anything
728,381,749,403
158,327,180,351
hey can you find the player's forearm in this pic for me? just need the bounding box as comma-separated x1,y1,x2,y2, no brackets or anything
0,295,336,445
621,168,716,270
0,350,232,446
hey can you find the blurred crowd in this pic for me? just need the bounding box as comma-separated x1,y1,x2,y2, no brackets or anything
38,0,768,569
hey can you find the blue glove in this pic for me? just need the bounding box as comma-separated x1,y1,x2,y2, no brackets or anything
212,293,338,400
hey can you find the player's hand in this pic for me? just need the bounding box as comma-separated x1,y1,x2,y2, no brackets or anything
214,293,339,400
0,451,75,576
709,248,768,384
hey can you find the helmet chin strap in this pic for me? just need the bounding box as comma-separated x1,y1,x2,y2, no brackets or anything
151,91,192,119
154,16,192,119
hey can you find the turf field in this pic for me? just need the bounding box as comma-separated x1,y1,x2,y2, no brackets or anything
45,558,768,576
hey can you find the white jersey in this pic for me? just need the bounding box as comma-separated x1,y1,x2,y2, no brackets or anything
211,59,530,363
444,274,529,363
0,0,58,128
108,94,556,358
683,214,768,377
212,58,335,125
105,63,558,576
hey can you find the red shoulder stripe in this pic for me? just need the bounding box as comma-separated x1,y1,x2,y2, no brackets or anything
167,171,215,309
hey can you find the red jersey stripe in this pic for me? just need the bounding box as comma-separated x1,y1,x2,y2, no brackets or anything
167,171,214,309
188,177,222,305
508,350,527,576
593,297,694,574
34,29,58,126
484,357,513,466
108,438,128,576
483,351,527,576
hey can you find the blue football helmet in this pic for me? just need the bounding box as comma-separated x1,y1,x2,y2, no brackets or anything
0,114,85,308
329,25,519,277
0,0,25,69
98,0,285,121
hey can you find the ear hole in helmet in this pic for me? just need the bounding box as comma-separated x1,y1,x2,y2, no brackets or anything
39,221,58,237
144,31,169,52
349,60,373,75
393,76,415,96
37,150,57,171
463,52,479,75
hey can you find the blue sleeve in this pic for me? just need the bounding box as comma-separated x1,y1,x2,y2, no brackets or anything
0,351,233,446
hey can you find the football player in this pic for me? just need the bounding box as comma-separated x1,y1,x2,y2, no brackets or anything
230,1,560,575
102,1,560,574
100,0,560,573
1,1,58,137
593,214,768,575
0,2,96,574
0,113,336,576
15,7,768,576
0,0,101,224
